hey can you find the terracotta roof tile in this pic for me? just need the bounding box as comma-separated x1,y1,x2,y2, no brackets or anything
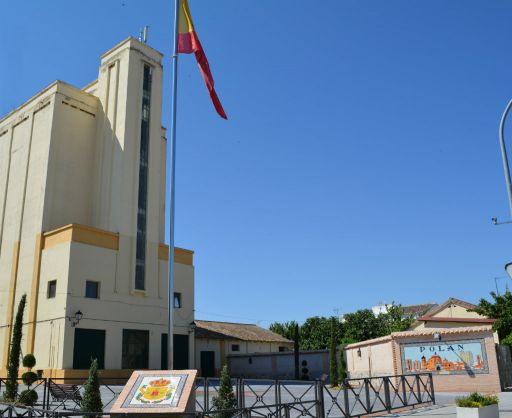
345,326,493,349
402,303,438,317
194,320,293,343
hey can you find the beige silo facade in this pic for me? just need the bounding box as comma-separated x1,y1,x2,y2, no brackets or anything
0,37,194,378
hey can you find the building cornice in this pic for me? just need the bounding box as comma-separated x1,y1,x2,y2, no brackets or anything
42,224,193,265
0,80,97,126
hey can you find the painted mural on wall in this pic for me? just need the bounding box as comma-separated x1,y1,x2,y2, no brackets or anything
400,340,488,374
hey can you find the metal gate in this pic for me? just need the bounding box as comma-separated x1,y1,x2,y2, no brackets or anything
496,344,512,391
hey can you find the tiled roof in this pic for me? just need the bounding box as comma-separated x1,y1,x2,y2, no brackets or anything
416,316,495,324
422,297,477,317
194,320,293,343
345,326,494,349
392,325,493,338
402,303,438,317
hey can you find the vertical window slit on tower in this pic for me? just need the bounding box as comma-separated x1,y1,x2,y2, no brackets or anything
135,64,152,291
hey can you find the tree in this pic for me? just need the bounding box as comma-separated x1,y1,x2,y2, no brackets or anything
470,291,512,340
81,359,103,416
300,316,343,350
269,321,298,341
379,303,414,335
339,343,347,382
4,294,26,401
212,365,237,418
293,323,300,379
343,309,383,342
329,318,339,387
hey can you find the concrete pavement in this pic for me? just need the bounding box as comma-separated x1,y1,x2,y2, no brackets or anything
374,392,512,418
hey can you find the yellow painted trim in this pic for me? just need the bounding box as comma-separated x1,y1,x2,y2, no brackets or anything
42,225,194,264
3,242,20,367
43,224,119,251
26,233,43,354
159,244,194,265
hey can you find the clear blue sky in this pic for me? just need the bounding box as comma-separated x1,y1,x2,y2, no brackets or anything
3,0,512,326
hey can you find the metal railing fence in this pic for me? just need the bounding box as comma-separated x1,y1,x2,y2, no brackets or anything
331,373,435,418
0,372,434,418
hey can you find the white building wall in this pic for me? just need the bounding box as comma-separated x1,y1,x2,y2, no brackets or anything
0,37,195,376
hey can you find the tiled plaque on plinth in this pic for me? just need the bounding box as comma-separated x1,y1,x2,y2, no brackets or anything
110,370,197,417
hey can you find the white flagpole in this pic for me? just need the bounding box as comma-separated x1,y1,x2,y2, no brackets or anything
167,0,180,370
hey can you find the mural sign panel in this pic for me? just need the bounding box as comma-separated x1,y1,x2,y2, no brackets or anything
400,339,488,375
111,370,197,417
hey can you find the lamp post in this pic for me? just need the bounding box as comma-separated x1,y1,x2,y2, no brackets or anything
499,100,512,282
499,99,512,219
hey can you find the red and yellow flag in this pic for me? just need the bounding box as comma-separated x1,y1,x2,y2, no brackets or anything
178,0,227,119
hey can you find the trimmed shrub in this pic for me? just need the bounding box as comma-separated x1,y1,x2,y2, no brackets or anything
80,359,103,417
22,354,36,370
18,389,38,406
456,393,499,408
212,365,237,418
21,372,38,386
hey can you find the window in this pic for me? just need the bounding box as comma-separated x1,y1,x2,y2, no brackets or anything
231,344,240,352
122,329,149,369
279,346,287,352
85,281,100,299
174,292,182,308
47,280,56,298
134,64,152,291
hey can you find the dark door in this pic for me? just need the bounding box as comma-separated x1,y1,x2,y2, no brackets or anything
122,329,149,369
200,351,215,377
73,329,105,369
161,334,190,370
174,334,189,370
161,334,168,370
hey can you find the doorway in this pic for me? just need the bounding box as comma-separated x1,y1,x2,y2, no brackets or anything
161,334,190,370
200,351,215,377
73,329,105,369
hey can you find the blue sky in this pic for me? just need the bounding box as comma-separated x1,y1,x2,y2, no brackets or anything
3,1,512,326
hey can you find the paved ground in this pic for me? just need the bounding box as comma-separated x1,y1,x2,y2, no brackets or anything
374,392,512,418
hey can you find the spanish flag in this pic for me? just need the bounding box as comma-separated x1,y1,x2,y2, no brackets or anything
178,0,227,119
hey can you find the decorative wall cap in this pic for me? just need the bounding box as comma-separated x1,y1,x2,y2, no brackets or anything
416,316,496,324
345,326,493,350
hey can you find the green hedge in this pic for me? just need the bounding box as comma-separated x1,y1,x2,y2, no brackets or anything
456,393,499,408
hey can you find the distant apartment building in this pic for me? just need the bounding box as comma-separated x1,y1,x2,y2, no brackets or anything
0,37,195,378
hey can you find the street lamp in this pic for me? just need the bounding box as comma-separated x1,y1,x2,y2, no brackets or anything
67,310,83,327
505,263,512,280
495,99,512,225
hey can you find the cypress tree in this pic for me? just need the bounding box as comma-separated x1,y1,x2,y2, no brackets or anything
329,317,339,387
80,358,103,416
339,344,347,384
294,323,300,380
212,365,237,418
4,294,26,401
